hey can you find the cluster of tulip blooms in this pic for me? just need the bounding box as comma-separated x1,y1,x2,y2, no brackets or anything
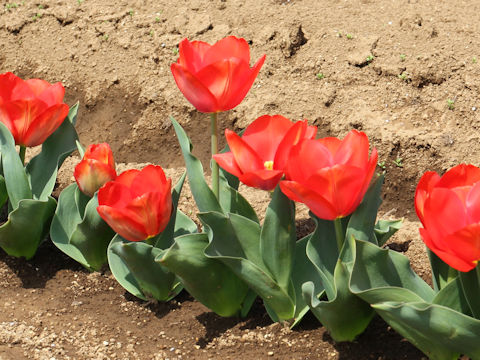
0,36,479,359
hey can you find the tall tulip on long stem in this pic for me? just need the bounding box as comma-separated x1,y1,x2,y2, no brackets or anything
171,36,266,201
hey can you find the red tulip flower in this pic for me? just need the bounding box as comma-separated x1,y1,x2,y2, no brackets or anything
171,36,266,113
280,130,378,220
97,165,172,242
74,143,117,197
213,115,317,191
415,164,480,272
0,72,69,147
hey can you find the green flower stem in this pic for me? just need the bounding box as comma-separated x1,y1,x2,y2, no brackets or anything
210,112,219,201
19,145,26,166
334,218,345,253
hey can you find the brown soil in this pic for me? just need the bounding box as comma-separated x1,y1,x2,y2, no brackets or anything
0,0,478,358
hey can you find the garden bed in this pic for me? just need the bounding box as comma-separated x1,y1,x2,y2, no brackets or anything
1,0,479,358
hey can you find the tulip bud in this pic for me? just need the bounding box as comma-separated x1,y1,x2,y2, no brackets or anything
74,143,117,197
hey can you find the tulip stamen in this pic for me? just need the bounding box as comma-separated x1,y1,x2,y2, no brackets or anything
264,160,274,171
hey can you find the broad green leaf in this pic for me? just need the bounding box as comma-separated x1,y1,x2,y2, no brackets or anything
159,233,249,317
26,103,79,200
433,276,471,315
305,215,339,299
374,219,402,247
260,185,296,292
345,175,383,245
0,122,32,208
0,175,7,208
350,239,435,303
291,234,324,327
459,266,480,319
68,192,115,271
170,116,222,213
373,301,480,360
109,236,181,301
218,174,258,222
303,235,374,341
50,184,115,271
202,211,295,320
0,197,56,258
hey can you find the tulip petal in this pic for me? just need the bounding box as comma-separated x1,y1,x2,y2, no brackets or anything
22,103,69,147
445,223,480,270
242,115,293,161
415,171,441,225
437,164,480,189
213,152,243,178
130,165,169,198
177,39,211,73
280,180,338,220
285,139,334,183
97,204,149,242
0,72,25,102
25,79,53,97
97,181,134,209
422,187,467,245
36,82,65,107
220,54,266,111
171,63,219,113
466,181,480,224
239,169,284,191
306,165,366,218
419,228,476,272
225,129,264,173
333,130,369,166
204,36,251,66
274,120,312,170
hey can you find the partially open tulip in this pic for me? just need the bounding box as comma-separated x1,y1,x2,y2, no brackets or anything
97,165,172,242
171,36,266,113
415,164,480,272
213,115,317,190
0,72,69,147
74,143,117,197
280,130,378,220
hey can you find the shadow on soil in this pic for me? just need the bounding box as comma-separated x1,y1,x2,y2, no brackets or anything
0,239,86,289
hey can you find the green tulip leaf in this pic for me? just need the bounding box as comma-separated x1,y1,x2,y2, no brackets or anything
374,219,403,247
0,197,56,258
155,172,191,249
291,233,324,327
202,211,295,320
260,185,296,292
0,122,32,208
459,266,480,319
428,249,455,292
345,175,384,245
218,173,258,223
26,103,79,200
305,215,341,299
372,301,480,360
350,238,435,303
303,235,374,341
108,235,181,301
0,175,7,209
433,276,471,315
50,184,115,271
159,233,250,317
170,116,222,213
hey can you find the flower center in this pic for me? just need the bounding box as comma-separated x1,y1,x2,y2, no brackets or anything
264,160,274,171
